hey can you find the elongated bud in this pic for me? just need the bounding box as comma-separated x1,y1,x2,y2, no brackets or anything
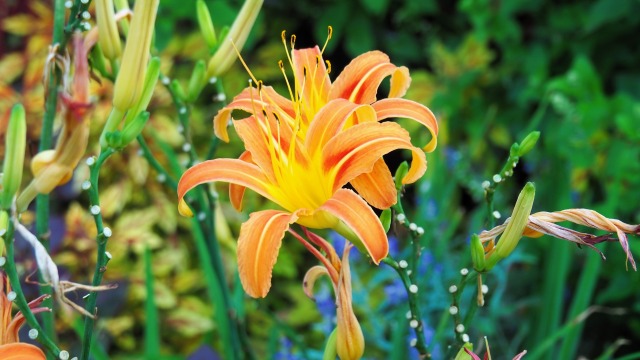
186,60,207,102
454,343,474,360
170,80,187,103
196,0,217,49
120,111,150,146
207,0,263,77
336,246,365,360
323,328,338,360
1,104,26,210
394,161,408,191
470,234,486,272
95,0,122,60
123,57,161,126
379,208,391,233
112,0,159,112
486,183,536,269
113,0,131,35
518,131,540,156
0,210,8,254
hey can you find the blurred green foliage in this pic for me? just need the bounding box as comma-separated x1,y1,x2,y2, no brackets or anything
2,0,640,358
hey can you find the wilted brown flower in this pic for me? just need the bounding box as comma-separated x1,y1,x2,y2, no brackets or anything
479,208,639,270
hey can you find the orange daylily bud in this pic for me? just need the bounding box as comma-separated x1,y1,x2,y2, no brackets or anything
336,246,364,360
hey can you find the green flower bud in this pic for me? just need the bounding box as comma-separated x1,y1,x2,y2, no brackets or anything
186,60,207,103
470,234,486,272
1,104,27,210
105,130,123,149
196,0,217,50
454,343,474,360
170,79,187,103
518,131,540,157
491,182,535,263
509,142,520,158
0,210,8,255
123,57,161,127
379,208,391,233
322,328,338,360
121,111,150,146
394,161,409,191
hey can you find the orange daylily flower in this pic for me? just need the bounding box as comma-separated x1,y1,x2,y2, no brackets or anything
178,37,438,298
0,273,48,360
213,32,438,209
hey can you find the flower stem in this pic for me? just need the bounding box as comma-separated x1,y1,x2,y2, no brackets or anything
382,256,431,358
4,219,61,356
160,75,248,359
36,0,69,352
65,0,93,36
80,148,115,360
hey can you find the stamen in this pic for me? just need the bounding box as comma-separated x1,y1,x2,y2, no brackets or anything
321,26,333,54
279,60,295,104
230,40,259,85
290,34,296,49
325,60,331,74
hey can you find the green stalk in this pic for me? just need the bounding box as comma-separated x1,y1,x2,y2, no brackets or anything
382,257,430,358
65,0,94,36
4,220,61,356
162,77,246,358
80,148,115,360
36,0,70,354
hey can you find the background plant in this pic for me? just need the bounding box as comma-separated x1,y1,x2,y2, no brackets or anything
0,0,639,359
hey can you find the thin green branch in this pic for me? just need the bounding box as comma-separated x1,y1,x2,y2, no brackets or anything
382,256,430,359
80,148,116,360
36,0,70,351
136,135,178,191
3,219,61,356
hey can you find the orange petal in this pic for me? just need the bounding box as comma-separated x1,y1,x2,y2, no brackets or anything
304,99,376,155
319,189,388,263
177,159,277,216
229,151,252,211
237,210,298,297
0,343,46,360
329,50,409,104
323,122,426,191
350,158,397,209
233,116,278,182
372,98,439,152
293,46,331,110
213,85,296,142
